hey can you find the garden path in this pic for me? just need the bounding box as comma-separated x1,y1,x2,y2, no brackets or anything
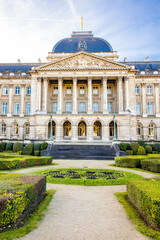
19,160,156,240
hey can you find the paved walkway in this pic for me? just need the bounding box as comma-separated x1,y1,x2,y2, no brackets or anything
17,160,156,240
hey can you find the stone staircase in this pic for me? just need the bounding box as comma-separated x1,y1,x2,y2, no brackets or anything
41,143,123,160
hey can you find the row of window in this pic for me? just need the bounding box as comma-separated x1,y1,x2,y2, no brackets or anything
136,102,153,115
2,87,31,95
53,86,112,95
137,122,156,137
2,103,30,115
53,102,112,113
135,85,153,94
1,123,30,135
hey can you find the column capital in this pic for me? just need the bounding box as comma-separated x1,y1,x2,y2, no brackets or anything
21,84,26,88
88,76,92,81
58,77,63,81
118,76,123,81
43,77,48,82
154,83,159,87
141,83,146,87
103,76,107,81
37,77,42,82
123,76,129,81
72,76,77,81
9,84,14,88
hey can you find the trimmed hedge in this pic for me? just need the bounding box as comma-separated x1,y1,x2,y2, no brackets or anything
141,159,160,173
115,156,142,168
126,150,133,155
34,143,41,151
145,145,152,154
6,142,14,151
0,174,46,228
0,142,6,151
41,142,48,151
127,179,160,228
119,143,127,151
13,142,23,152
137,146,146,155
34,150,40,156
24,143,34,155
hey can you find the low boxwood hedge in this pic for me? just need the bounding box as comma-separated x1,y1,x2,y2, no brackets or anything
141,159,160,173
0,173,46,229
115,156,143,168
126,150,133,155
127,179,160,229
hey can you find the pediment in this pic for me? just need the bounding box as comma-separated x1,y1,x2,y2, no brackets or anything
37,52,130,71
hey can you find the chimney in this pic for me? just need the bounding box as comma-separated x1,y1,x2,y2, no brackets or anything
124,57,127,62
17,59,21,63
145,57,149,62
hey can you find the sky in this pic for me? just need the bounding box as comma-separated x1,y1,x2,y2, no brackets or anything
0,0,160,63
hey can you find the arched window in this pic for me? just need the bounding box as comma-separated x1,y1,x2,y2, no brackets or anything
109,121,117,140
48,121,56,138
78,121,86,137
148,123,156,137
1,123,6,135
25,123,30,135
13,123,18,135
63,121,71,138
137,123,143,137
93,121,102,138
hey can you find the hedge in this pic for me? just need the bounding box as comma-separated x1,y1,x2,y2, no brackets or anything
141,159,160,173
130,142,139,155
34,143,41,151
0,174,46,228
137,146,146,155
127,179,160,229
119,143,127,151
24,143,34,155
41,142,48,151
0,156,52,170
145,145,152,154
6,142,14,151
115,156,142,168
126,150,133,155
13,142,23,152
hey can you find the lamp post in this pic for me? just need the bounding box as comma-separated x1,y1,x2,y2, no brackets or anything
113,112,117,141
49,112,54,140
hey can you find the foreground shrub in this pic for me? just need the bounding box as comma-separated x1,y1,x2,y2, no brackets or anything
115,156,142,168
153,151,158,154
145,145,152,154
6,142,14,151
126,143,131,150
137,146,146,155
119,143,127,151
138,140,146,147
41,142,48,151
126,150,133,155
13,142,23,152
152,144,160,152
34,150,40,156
24,143,34,155
127,179,160,228
0,142,7,151
141,159,160,173
130,142,139,155
34,143,41,151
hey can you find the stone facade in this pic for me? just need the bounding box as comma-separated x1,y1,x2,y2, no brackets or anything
0,31,160,142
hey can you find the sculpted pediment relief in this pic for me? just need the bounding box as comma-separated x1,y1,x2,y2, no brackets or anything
38,52,129,70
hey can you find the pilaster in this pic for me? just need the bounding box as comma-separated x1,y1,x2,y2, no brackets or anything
72,77,77,114
42,77,48,113
57,77,62,114
118,76,124,114
20,84,25,117
155,83,160,117
87,77,93,114
142,83,147,117
7,85,13,117
103,76,108,114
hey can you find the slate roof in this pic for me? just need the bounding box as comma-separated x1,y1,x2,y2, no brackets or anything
121,61,160,71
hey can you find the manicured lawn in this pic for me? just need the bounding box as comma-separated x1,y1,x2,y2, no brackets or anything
115,192,160,240
0,190,55,240
30,168,144,186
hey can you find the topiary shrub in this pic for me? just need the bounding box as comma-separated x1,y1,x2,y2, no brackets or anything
34,143,41,151
130,142,139,155
137,146,146,155
6,142,14,151
34,150,40,156
119,143,127,151
145,145,152,154
138,140,146,147
126,143,131,150
126,150,133,155
1,142,6,151
152,144,160,152
41,142,48,151
24,143,34,155
13,142,23,152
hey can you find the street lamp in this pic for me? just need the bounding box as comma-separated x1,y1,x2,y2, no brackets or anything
113,112,117,141
49,112,54,140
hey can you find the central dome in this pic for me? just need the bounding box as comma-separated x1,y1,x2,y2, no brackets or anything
52,31,113,53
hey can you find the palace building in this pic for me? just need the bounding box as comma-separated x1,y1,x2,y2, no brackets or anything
0,30,160,143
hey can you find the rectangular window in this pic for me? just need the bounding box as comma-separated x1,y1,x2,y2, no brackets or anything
79,102,85,112
93,102,99,112
14,103,20,114
147,86,152,94
27,87,31,95
67,87,72,95
66,102,72,112
26,103,31,115
3,87,8,95
53,87,58,95
107,86,112,94
93,86,98,95
135,86,139,94
15,87,20,95
147,102,153,115
53,102,58,113
136,102,140,115
107,102,112,112
80,87,85,95
2,103,7,114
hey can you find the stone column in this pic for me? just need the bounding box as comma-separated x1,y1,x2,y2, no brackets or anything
43,77,48,113
87,77,93,114
37,77,42,111
31,76,37,115
118,76,124,114
155,83,160,117
7,85,13,117
142,83,147,117
87,125,93,142
57,77,62,114
103,77,108,114
72,125,78,141
20,84,25,117
72,77,77,114
124,77,129,112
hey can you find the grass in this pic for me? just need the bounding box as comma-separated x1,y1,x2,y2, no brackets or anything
109,164,160,175
115,192,160,240
0,190,55,240
30,168,144,186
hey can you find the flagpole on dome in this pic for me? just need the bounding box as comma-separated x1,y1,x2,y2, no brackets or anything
81,16,83,31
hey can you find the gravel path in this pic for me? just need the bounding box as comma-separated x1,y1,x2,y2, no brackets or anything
15,160,156,240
